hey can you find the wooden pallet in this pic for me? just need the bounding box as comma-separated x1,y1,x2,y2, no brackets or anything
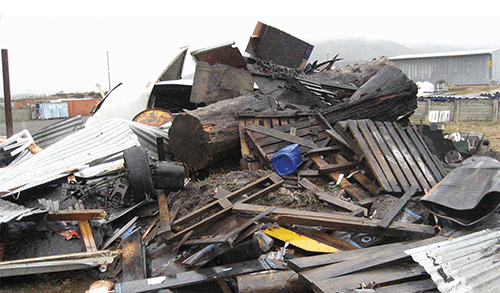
164,172,283,242
239,112,332,170
335,120,447,193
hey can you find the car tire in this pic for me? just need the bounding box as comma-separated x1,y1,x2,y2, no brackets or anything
123,146,157,201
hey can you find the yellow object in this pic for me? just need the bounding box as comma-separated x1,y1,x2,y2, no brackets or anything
263,225,338,253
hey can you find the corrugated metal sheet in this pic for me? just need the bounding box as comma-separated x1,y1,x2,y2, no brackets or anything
391,48,500,60
0,198,46,224
406,228,500,293
31,114,85,149
390,48,500,86
0,118,170,198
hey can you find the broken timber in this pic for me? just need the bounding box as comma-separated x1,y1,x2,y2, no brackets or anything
288,236,445,293
122,230,146,282
299,178,367,216
163,172,283,243
232,202,435,238
239,112,332,170
321,66,418,126
335,119,447,193
115,259,287,293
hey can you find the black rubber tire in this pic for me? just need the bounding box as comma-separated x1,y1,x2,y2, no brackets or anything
123,146,157,201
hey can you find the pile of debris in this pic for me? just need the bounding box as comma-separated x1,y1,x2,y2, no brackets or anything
2,22,500,293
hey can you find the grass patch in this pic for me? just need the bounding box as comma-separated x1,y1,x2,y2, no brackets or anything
443,121,500,152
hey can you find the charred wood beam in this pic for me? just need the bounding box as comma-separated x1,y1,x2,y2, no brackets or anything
321,66,418,126
232,203,435,239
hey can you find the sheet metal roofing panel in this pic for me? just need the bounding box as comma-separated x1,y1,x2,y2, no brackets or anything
31,114,85,149
406,228,500,293
391,48,500,60
0,198,46,224
0,118,169,198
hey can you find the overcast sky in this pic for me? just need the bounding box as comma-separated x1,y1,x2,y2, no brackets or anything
1,0,498,96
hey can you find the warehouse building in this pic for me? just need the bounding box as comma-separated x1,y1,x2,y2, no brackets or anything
390,48,500,86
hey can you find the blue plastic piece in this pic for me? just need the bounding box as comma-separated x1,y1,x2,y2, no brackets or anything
271,144,302,176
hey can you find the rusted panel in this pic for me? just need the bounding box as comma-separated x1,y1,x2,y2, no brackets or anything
191,42,246,68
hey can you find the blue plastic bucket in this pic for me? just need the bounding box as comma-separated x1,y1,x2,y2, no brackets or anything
271,144,302,176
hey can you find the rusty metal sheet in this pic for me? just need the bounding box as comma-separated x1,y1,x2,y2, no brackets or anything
190,42,246,69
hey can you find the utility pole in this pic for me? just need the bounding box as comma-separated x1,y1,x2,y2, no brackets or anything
106,51,111,92
2,49,13,137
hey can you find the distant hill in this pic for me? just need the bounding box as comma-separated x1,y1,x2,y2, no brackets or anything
307,38,472,65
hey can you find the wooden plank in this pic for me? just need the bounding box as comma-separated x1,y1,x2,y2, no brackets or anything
117,259,283,293
218,198,233,209
300,137,331,171
262,118,272,128
165,173,283,242
289,226,359,251
245,129,273,169
374,278,437,293
310,154,369,201
331,153,380,196
325,129,348,148
393,122,437,188
264,225,339,253
287,236,445,272
346,120,393,192
157,192,171,235
383,121,432,191
239,118,259,170
233,203,436,239
411,125,448,177
75,201,97,252
141,217,159,245
375,121,421,190
405,125,442,182
237,269,309,293
122,230,146,282
245,123,317,149
172,173,281,226
42,209,107,221
299,178,367,216
365,120,410,191
304,146,339,156
217,279,233,293
377,186,418,229
334,121,363,156
311,263,428,293
356,120,401,192
318,162,358,174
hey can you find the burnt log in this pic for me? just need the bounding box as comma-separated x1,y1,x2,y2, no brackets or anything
321,65,417,125
168,94,274,171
